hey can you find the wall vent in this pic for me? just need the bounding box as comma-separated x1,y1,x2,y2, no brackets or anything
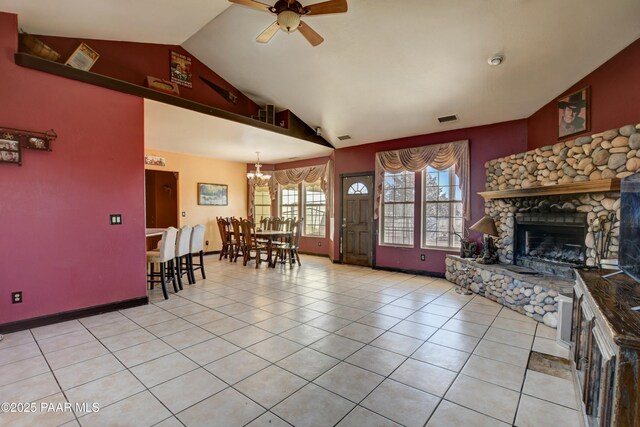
337,135,352,141
437,114,458,123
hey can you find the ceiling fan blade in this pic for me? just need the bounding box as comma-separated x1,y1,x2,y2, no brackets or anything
304,0,348,15
257,21,280,43
298,21,324,46
228,0,272,12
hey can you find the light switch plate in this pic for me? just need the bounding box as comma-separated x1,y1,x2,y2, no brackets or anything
110,214,122,225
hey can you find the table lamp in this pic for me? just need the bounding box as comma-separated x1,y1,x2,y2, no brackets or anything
469,215,499,264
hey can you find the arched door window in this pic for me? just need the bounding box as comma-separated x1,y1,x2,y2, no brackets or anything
347,182,368,195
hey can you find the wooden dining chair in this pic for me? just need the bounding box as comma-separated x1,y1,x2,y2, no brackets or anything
273,218,303,268
188,224,206,283
230,217,245,262
217,217,231,260
147,227,179,299
241,219,269,268
259,216,269,231
269,217,282,231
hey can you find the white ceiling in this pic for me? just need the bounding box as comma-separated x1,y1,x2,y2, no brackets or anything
2,0,640,159
144,99,333,163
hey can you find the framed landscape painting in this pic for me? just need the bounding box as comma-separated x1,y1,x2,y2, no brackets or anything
198,183,228,206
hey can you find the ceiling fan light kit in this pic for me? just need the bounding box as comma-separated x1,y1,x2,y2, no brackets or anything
230,0,348,46
277,10,301,32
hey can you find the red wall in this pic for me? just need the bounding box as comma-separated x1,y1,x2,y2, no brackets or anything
334,120,527,274
34,35,259,118
527,37,640,150
0,13,146,326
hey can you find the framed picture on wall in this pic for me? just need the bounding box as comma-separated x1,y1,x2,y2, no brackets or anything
198,183,228,206
25,136,51,151
0,132,22,165
558,86,590,139
170,51,193,88
65,42,100,71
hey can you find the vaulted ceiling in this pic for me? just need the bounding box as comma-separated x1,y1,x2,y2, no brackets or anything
2,0,640,159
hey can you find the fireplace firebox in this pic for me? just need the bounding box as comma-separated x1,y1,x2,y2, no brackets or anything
514,212,587,279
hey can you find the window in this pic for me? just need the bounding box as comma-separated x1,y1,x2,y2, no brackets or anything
347,182,368,195
422,166,463,249
381,171,415,246
303,181,326,236
279,184,298,220
254,186,271,221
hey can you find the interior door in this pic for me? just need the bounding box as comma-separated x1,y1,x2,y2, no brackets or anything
341,174,374,266
145,170,178,249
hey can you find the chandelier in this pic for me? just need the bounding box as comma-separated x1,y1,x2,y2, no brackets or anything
247,152,271,182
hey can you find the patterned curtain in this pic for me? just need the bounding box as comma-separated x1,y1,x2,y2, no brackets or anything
374,140,470,220
248,159,334,219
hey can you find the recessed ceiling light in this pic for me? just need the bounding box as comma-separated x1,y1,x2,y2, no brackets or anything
488,54,504,66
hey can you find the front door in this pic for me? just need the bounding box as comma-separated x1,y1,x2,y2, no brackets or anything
341,174,374,266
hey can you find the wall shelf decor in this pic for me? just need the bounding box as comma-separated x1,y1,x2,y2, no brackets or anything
0,126,57,166
14,53,333,149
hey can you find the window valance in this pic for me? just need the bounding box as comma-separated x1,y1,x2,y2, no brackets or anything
248,160,334,219
374,140,470,220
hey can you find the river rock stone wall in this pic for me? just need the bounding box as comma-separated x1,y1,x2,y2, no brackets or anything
445,256,568,328
484,123,639,266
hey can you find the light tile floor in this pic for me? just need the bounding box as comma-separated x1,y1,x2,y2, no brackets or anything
0,255,581,426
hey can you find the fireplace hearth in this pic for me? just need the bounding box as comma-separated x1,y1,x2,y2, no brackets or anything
514,212,587,279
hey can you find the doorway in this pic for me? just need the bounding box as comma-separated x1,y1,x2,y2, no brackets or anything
341,173,374,266
145,170,179,249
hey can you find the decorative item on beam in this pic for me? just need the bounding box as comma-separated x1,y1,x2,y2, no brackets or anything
0,126,57,166
247,152,272,184
199,76,237,104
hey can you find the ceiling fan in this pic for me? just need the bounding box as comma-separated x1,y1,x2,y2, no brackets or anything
229,0,348,47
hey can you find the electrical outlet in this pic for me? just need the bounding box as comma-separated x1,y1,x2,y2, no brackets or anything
205,240,209,246
181,212,186,217
317,241,322,247
420,254,425,261
12,291,22,304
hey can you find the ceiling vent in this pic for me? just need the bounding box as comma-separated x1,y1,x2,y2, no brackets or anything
437,114,458,124
337,135,352,141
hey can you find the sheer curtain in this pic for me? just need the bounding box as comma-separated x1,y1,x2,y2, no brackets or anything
374,140,470,220
248,159,334,219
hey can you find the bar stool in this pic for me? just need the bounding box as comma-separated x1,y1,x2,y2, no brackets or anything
189,224,206,283
147,227,178,300
175,225,192,289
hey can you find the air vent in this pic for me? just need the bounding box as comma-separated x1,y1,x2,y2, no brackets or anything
337,135,352,141
438,114,458,123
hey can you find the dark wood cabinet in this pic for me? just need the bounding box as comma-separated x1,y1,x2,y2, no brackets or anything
571,270,640,427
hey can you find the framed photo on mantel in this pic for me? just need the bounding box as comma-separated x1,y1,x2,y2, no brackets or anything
558,86,590,139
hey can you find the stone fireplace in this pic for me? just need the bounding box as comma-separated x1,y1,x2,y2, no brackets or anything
446,122,640,327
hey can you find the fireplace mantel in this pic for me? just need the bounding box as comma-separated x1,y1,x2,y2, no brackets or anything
478,178,620,200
